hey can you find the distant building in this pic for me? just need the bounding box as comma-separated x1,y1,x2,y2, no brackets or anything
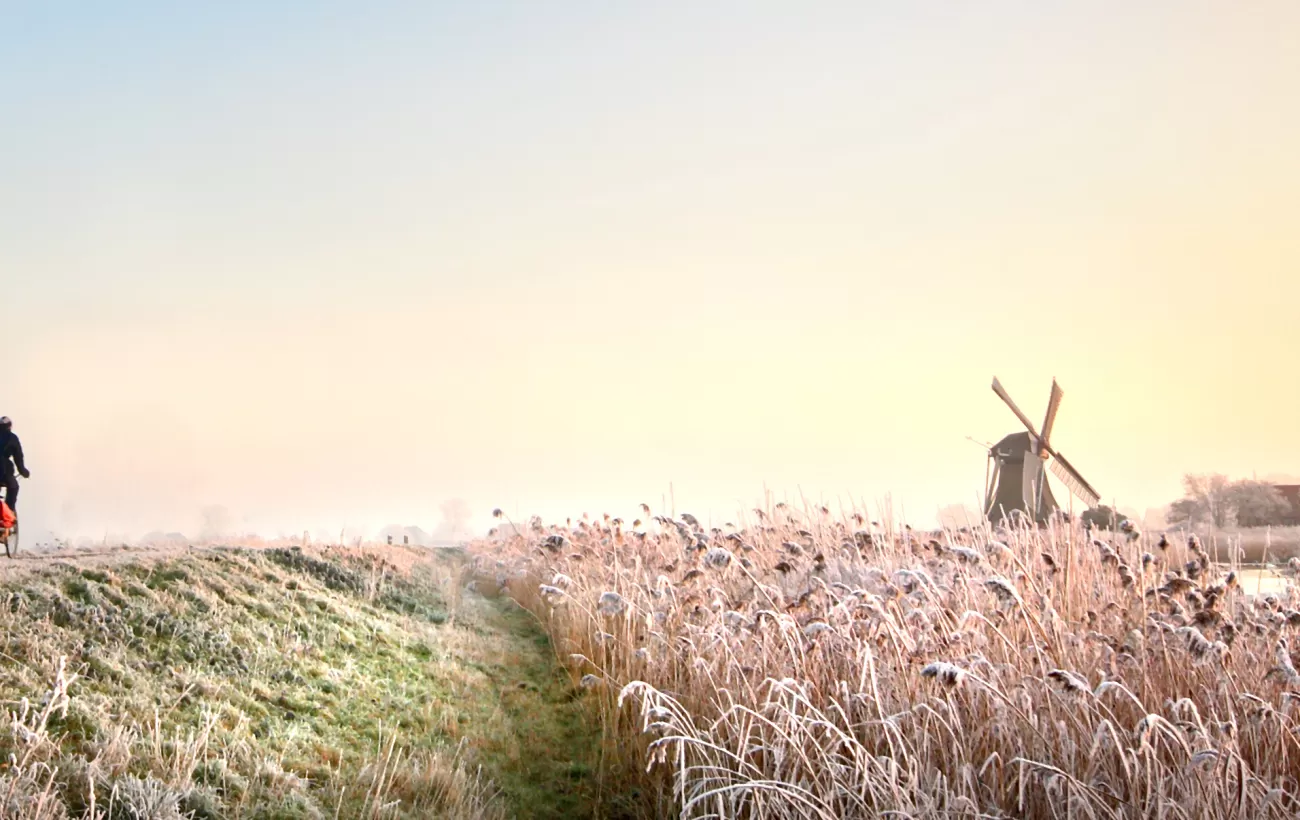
1275,485,1300,526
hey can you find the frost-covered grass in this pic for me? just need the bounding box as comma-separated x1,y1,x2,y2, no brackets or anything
471,505,1300,818
0,544,602,819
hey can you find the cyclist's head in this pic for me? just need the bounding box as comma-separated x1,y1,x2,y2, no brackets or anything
0,418,9,433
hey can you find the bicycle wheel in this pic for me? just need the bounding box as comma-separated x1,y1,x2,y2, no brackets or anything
3,521,16,559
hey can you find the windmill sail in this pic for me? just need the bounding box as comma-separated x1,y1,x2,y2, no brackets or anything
1048,452,1100,508
992,378,1042,441
1040,380,1063,451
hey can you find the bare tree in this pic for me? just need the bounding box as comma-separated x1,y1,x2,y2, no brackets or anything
1225,481,1292,528
1168,474,1292,529
1166,498,1203,527
199,505,235,541
1180,474,1233,528
432,498,473,542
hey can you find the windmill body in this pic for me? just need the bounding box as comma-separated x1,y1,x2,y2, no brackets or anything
985,432,1060,525
983,377,1100,525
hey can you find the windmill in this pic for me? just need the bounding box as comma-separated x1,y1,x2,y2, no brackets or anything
984,377,1101,525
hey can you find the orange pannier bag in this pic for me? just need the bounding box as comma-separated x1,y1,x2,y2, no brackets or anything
0,501,13,530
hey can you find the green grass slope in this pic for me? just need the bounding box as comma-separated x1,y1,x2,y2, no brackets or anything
0,545,604,820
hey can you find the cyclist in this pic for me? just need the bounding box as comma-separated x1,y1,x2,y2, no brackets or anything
0,417,30,513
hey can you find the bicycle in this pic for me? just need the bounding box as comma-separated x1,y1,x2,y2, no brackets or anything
0,482,17,559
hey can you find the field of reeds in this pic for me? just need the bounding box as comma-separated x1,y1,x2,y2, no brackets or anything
0,543,605,820
467,503,1300,819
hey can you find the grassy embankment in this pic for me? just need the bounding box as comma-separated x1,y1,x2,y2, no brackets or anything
0,544,609,819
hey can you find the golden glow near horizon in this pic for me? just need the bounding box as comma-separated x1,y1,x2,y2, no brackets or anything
3,4,1298,542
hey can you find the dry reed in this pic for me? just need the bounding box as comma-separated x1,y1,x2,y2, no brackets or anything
470,502,1300,818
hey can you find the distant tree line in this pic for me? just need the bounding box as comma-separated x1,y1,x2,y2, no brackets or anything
1077,475,1300,532
1165,473,1298,529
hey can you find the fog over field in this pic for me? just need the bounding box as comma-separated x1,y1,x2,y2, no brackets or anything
4,3,1299,545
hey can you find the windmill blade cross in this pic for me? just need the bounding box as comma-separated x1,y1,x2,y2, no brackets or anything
991,377,1042,443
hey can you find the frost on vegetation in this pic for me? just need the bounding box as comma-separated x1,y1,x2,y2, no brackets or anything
597,591,627,617
538,584,565,605
702,547,734,570
802,621,834,639
983,576,1023,608
722,611,750,630
1271,638,1300,685
920,661,967,689
1045,669,1091,698
102,774,188,820
488,510,1300,817
0,549,523,820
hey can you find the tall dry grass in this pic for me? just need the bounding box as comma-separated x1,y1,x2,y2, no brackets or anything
469,504,1300,818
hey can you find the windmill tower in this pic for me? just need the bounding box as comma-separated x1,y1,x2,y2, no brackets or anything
984,377,1101,525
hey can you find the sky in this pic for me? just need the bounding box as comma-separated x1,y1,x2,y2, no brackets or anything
2,2,1298,543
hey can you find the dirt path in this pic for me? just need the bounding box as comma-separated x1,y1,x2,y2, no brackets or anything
0,539,424,578
455,584,612,818
0,543,203,577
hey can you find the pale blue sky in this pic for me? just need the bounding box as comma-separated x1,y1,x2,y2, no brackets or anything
3,3,1298,540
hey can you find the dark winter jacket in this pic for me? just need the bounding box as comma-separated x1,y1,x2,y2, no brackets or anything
0,432,26,478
